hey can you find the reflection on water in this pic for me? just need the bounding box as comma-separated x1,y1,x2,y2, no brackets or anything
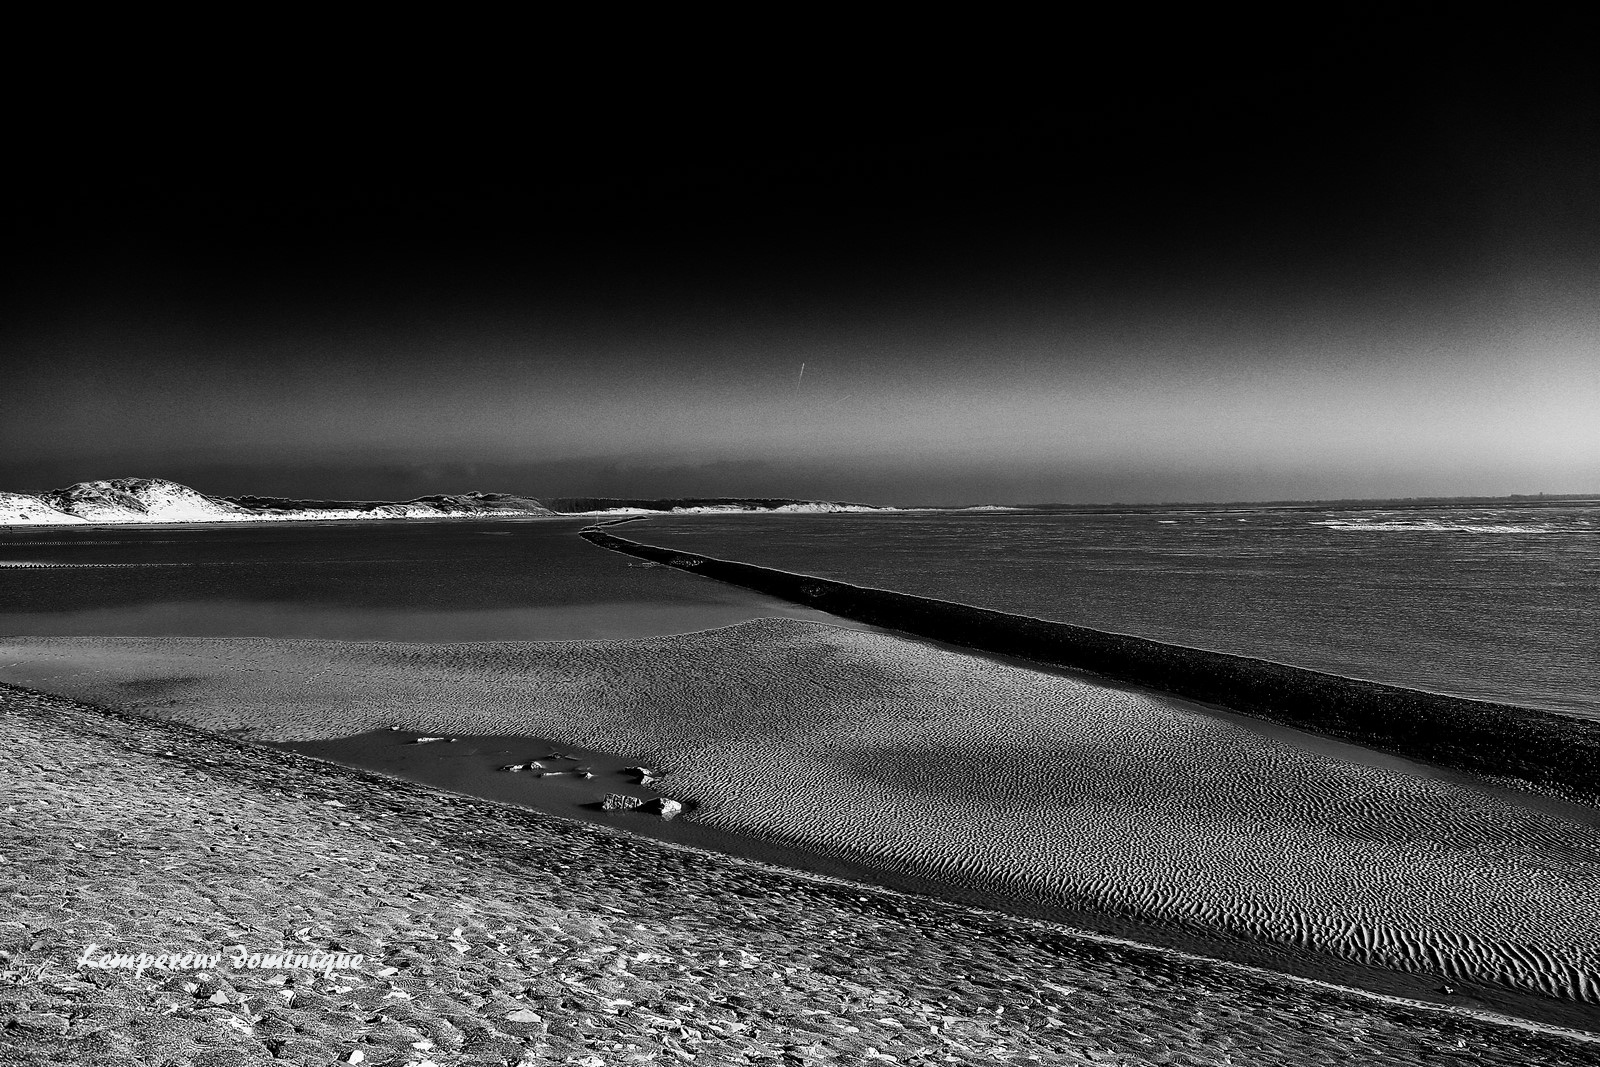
0,519,853,641
0,599,853,642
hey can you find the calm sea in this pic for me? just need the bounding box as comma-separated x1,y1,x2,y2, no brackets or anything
2,503,1594,718
0,518,848,642
635,501,1600,718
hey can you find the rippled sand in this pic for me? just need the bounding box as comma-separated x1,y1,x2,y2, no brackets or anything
15,684,1600,1066
4,620,1599,1023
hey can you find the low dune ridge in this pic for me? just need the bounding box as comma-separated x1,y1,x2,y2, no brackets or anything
3,619,1599,1019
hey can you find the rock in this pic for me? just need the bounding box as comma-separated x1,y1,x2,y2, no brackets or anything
501,765,525,773
8,1011,69,1033
641,797,685,820
505,1008,543,1024
272,1038,334,1061
601,794,644,811
621,767,654,782
412,737,448,744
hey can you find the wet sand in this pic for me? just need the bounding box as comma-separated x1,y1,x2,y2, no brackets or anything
4,620,1599,1035
8,687,1600,1067
274,731,690,823
579,525,1600,800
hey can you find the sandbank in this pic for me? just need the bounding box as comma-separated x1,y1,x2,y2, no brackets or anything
5,683,1600,1066
4,619,1598,1034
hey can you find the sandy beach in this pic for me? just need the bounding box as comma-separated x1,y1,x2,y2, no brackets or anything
5,618,1599,1043
7,681,1600,1066
13,46,1600,1065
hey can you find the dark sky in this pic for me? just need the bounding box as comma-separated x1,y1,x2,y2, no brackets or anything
6,32,1597,505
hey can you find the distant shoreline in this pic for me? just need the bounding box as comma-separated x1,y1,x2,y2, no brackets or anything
5,473,1595,528
0,476,886,527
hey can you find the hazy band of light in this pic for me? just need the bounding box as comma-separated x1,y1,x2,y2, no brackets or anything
8,302,1595,504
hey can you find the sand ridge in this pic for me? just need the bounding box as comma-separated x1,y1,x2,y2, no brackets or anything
579,524,1600,799
3,619,1599,1021
5,684,1600,1066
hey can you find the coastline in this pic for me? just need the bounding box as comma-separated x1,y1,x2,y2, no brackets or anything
6,512,1599,1052
6,681,1600,1066
0,513,564,531
580,524,1600,802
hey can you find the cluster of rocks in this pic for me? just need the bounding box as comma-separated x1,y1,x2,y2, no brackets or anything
601,794,685,820
499,758,596,780
493,755,684,818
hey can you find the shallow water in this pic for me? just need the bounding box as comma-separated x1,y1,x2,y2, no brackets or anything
631,500,1600,717
276,729,690,825
0,518,856,640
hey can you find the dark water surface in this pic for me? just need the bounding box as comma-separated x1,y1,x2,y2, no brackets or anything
0,518,853,640
3,505,1595,717
631,501,1600,718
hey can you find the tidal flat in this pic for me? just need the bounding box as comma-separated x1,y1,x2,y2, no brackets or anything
6,682,1600,1066
5,618,1599,1037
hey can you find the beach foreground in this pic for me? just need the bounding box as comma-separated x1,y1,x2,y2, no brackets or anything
4,683,1599,1066
4,619,1599,1034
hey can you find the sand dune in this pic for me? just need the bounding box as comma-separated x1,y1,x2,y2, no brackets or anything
0,477,556,526
4,619,1599,1020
